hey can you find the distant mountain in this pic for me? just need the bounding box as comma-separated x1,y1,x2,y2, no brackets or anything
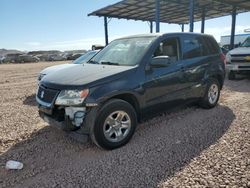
27,50,62,56
0,49,24,56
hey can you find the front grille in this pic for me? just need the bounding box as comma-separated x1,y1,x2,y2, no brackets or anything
231,59,250,63
37,85,59,104
231,54,250,63
231,54,250,57
239,66,250,69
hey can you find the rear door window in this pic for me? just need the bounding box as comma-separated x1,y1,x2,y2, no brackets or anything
202,36,220,55
182,36,203,59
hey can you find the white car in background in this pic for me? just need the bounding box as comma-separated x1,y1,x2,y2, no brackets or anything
226,37,250,80
38,50,99,81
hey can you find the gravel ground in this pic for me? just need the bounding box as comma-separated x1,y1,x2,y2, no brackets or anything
0,62,249,188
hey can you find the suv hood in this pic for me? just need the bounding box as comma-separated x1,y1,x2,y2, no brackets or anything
41,64,75,75
41,63,136,89
229,47,250,55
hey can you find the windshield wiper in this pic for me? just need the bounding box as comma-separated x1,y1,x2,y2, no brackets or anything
88,60,99,64
100,61,120,66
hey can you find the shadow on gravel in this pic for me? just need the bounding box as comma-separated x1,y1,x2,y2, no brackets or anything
23,94,36,106
0,105,235,188
225,75,250,93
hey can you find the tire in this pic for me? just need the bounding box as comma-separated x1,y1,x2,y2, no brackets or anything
90,99,137,150
199,79,221,109
228,71,236,80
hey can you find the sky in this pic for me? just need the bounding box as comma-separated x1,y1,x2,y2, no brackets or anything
1,0,250,51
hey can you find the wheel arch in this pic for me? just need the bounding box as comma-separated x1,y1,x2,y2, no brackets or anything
210,74,224,89
109,93,141,121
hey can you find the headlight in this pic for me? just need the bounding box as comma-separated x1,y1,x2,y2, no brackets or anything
226,53,231,63
55,89,89,106
38,73,46,81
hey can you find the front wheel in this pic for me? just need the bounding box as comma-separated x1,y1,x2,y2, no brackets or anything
199,79,221,109
90,99,137,150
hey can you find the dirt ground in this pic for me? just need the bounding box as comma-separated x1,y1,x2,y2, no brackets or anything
0,62,249,188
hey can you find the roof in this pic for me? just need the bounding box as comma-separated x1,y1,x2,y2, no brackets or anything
88,0,250,24
112,32,215,41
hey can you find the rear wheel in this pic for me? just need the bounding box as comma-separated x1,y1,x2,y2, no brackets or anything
90,99,137,150
199,79,220,109
228,71,236,80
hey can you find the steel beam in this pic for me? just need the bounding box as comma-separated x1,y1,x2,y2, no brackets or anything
155,0,160,33
189,0,194,32
104,16,109,46
230,6,237,50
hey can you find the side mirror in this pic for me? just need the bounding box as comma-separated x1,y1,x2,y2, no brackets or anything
150,56,171,68
238,42,242,47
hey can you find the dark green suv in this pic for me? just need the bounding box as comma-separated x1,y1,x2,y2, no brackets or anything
36,33,226,150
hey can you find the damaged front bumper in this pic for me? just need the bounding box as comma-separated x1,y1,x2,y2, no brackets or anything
37,93,88,132
38,106,86,130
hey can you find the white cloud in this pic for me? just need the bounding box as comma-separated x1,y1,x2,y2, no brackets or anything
23,25,250,51
26,42,41,46
23,36,122,51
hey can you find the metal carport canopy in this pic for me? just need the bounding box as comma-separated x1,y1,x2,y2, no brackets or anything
88,0,250,48
88,0,249,24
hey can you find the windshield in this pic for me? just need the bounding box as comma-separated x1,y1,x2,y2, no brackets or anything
89,37,156,66
241,37,250,47
73,50,98,64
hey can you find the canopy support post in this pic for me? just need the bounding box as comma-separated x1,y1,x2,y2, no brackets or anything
181,24,184,32
189,0,194,32
201,8,205,33
155,0,160,33
150,21,153,33
230,6,237,50
104,16,109,46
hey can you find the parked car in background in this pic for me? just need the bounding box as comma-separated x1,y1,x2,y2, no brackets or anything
47,54,66,61
226,36,250,80
221,33,250,50
16,54,40,63
0,56,5,64
36,33,225,150
2,53,22,63
66,53,84,60
38,50,99,81
221,47,229,55
92,44,105,50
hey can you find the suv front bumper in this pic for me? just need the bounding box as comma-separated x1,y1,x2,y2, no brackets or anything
37,93,87,131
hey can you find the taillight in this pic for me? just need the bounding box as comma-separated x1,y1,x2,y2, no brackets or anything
220,53,226,65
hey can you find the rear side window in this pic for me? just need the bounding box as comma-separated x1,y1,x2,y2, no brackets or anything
202,36,220,55
182,36,203,59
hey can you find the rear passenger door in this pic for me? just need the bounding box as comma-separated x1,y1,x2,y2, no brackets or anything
178,35,210,99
